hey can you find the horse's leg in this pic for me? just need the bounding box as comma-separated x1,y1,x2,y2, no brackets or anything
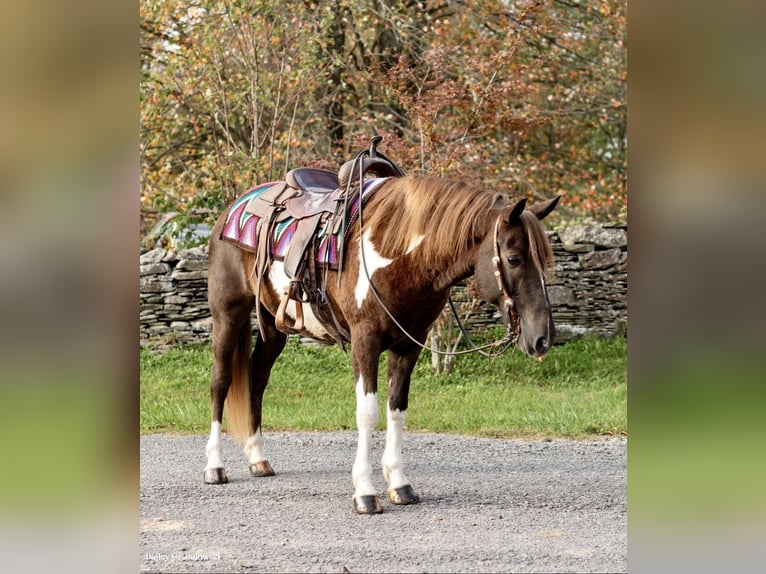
382,343,423,505
351,329,383,514
204,298,252,484
245,306,287,477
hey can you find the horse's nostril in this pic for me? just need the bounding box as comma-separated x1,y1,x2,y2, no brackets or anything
535,336,549,354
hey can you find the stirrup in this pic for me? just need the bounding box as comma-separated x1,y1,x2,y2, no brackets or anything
275,290,304,333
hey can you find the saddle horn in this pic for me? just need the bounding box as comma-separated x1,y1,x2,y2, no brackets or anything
337,136,405,190
369,135,383,157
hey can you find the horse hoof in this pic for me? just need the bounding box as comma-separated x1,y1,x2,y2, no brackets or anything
203,468,228,484
353,495,383,514
388,485,420,505
249,461,275,477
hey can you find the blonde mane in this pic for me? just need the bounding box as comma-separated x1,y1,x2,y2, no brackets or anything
519,210,555,278
363,176,498,265
363,176,554,276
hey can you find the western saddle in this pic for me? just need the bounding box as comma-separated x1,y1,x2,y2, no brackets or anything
245,137,405,348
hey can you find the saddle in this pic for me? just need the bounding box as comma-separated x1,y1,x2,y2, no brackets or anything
241,137,404,348
283,156,403,217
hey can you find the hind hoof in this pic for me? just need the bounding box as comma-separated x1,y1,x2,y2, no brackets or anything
203,468,228,484
249,461,275,477
388,485,420,505
353,495,383,514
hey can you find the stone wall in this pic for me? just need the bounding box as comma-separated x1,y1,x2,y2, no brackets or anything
139,224,627,347
140,248,213,345
547,224,627,340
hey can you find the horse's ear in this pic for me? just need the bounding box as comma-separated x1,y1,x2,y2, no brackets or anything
504,198,527,223
528,195,561,221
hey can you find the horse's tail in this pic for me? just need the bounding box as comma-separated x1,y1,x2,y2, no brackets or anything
224,317,252,443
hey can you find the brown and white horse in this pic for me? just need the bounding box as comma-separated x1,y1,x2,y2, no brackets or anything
203,175,560,514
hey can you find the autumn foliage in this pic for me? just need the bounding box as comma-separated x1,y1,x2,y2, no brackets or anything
140,0,626,236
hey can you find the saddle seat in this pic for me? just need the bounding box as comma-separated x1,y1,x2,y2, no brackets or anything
284,168,341,219
286,168,338,194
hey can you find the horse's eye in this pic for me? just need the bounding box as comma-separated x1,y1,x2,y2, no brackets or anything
507,256,522,268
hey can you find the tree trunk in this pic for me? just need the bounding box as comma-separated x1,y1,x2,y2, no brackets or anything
325,1,346,156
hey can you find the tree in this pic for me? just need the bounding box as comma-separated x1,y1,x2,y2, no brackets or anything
141,0,336,233
141,0,626,234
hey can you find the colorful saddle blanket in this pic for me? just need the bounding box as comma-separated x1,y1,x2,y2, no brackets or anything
220,178,388,269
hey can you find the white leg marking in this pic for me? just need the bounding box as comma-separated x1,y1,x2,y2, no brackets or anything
269,261,330,338
244,427,267,464
355,230,393,308
382,406,410,489
204,421,224,470
352,377,379,498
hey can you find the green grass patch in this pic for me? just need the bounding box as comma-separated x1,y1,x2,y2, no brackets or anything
140,336,626,438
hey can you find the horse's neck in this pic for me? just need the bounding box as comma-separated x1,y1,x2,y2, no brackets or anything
431,211,493,292
433,249,477,292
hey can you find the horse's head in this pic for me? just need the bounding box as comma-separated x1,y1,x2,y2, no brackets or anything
474,195,561,358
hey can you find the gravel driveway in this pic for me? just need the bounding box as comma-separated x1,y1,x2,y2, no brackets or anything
140,432,626,573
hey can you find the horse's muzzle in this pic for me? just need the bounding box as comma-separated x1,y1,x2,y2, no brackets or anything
518,319,555,358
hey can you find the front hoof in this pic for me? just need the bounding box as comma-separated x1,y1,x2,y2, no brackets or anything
249,461,275,477
203,468,228,484
353,495,383,514
388,485,420,505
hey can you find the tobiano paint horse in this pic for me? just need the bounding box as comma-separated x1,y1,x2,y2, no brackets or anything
203,174,560,514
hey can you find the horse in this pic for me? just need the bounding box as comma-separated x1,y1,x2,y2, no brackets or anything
203,173,560,514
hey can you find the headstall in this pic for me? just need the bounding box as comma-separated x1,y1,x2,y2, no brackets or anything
491,216,521,344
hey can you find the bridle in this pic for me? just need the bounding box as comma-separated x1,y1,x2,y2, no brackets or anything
491,215,522,343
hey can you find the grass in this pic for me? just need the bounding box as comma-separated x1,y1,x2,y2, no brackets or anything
140,335,626,438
